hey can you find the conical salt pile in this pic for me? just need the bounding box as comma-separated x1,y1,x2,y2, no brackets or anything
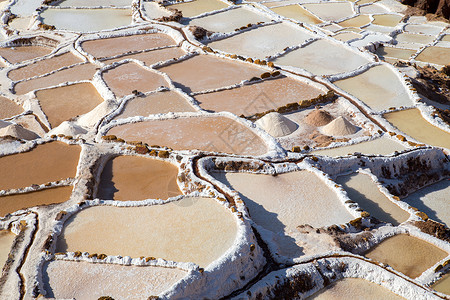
0,124,39,140
304,109,334,126
322,116,357,136
255,112,298,137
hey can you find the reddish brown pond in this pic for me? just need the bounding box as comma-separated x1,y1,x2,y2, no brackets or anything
0,46,52,64
0,97,23,119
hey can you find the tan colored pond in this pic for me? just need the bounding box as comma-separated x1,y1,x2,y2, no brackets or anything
0,186,73,217
432,273,450,295
364,234,448,278
415,46,450,65
0,97,23,119
375,46,417,61
0,142,81,191
372,14,402,27
336,173,409,225
271,5,322,24
0,231,15,270
334,65,413,111
333,32,363,42
114,91,195,120
97,156,182,201
102,62,168,98
106,116,268,156
194,77,324,115
167,0,228,18
308,278,405,299
394,33,435,45
43,260,186,300
81,33,176,59
0,46,52,64
383,108,450,149
158,54,263,93
14,63,97,95
36,82,103,128
8,52,82,82
56,197,237,267
302,3,354,22
102,47,186,66
338,15,371,27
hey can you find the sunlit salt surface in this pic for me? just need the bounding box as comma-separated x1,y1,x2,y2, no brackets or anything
56,197,237,267
43,260,186,300
0,231,15,270
102,47,186,66
40,8,132,32
186,6,271,33
384,108,450,149
107,116,268,156
273,39,371,75
0,186,73,217
365,234,448,278
404,24,443,35
302,3,354,21
336,173,409,225
333,32,363,42
0,46,52,64
376,46,417,61
102,62,169,98
312,136,407,157
271,4,322,24
158,54,263,93
166,0,228,18
214,171,353,257
0,142,80,191
97,156,182,201
338,15,371,27
193,77,324,115
141,2,171,19
206,23,315,58
308,278,405,300
36,82,104,128
372,14,403,27
113,91,196,120
81,33,176,59
432,273,450,295
415,47,450,66
0,97,23,119
334,65,413,111
403,179,450,226
394,33,435,45
55,0,131,7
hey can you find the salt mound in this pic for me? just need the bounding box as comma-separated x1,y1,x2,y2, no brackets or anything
255,112,298,137
304,109,334,126
0,124,39,140
322,116,358,136
49,121,87,137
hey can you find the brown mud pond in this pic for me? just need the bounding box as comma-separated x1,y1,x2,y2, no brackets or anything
56,197,237,267
0,142,81,191
0,186,73,217
96,156,182,201
432,273,450,295
364,234,448,278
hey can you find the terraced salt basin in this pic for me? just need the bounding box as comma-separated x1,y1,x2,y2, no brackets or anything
157,54,263,93
55,197,237,267
336,173,409,225
403,179,450,226
0,45,52,64
54,0,130,6
193,77,325,115
96,156,182,201
206,23,314,58
384,109,450,149
333,32,363,42
312,136,408,157
35,82,104,128
273,39,371,76
334,65,414,111
308,278,404,299
0,231,15,270
338,15,371,27
376,46,417,61
106,116,268,156
101,47,186,66
364,234,448,278
43,260,186,300
415,46,450,66
302,2,354,21
0,142,81,191
432,273,450,295
167,0,228,18
0,186,73,217
0,97,23,119
40,8,132,32
372,14,403,27
271,4,322,24
213,171,354,257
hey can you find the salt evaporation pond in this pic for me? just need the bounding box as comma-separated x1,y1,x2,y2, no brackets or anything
338,15,371,28
102,48,186,66
384,108,450,149
403,179,450,226
432,273,450,295
375,46,417,62
36,82,103,128
167,0,228,18
40,8,132,32
43,260,186,300
106,116,268,156
56,197,237,267
0,231,15,270
333,32,363,42
372,14,402,27
364,234,448,278
415,46,450,66
271,5,322,24
0,186,73,217
0,142,80,191
214,171,354,257
96,156,182,201
336,173,410,225
334,65,413,111
309,278,405,299
312,136,407,157
302,2,354,21
55,0,130,7
0,46,52,64
0,97,23,119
